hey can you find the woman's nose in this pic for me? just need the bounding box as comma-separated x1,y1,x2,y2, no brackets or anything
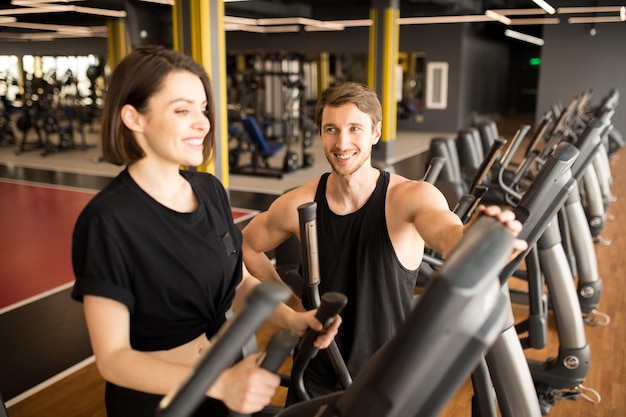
195,110,210,130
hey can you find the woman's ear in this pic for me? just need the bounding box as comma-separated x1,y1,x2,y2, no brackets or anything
120,104,143,133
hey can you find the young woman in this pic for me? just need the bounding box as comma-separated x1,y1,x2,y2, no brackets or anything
71,45,338,417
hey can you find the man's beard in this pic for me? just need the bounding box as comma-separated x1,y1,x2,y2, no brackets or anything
325,148,370,176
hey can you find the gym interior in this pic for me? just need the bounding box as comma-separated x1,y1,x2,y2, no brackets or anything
1,1,625,416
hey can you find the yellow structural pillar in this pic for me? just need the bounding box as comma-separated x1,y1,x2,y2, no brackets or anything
368,0,400,167
318,52,330,96
106,20,130,71
173,0,229,187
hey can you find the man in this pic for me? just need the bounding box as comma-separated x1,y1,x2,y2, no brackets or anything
242,81,526,398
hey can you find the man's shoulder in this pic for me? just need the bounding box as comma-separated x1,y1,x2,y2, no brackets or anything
387,172,422,191
387,174,439,209
282,177,321,202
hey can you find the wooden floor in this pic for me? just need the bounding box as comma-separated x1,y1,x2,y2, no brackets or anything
6,140,626,417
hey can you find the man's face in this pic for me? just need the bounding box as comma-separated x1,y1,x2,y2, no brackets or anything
320,103,380,177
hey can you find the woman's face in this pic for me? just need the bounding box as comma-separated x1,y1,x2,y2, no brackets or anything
134,70,210,168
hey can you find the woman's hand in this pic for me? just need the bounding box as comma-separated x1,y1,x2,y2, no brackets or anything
211,352,280,414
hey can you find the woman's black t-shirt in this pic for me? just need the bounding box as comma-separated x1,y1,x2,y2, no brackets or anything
71,168,242,417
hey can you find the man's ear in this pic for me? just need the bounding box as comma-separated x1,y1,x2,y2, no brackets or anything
373,121,382,144
120,104,143,132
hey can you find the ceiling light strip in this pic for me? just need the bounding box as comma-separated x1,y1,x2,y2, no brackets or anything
490,8,547,16
223,16,258,25
2,4,125,17
509,18,560,25
505,29,545,46
256,17,320,26
0,20,92,32
304,25,344,32
485,10,512,25
72,6,126,17
224,23,300,33
11,0,85,4
330,19,372,27
568,16,624,24
557,6,624,14
0,5,70,15
532,0,556,15
139,0,174,5
398,15,491,24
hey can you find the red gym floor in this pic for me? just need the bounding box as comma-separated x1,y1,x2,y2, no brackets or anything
0,180,95,309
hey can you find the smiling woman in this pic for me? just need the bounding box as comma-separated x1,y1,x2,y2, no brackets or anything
68,45,339,417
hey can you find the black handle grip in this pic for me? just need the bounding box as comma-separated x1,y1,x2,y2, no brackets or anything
158,283,290,417
297,201,317,224
290,292,349,402
229,331,300,417
259,330,300,372
297,292,347,358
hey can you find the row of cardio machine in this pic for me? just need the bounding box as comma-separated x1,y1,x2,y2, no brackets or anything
421,87,621,414
124,87,622,417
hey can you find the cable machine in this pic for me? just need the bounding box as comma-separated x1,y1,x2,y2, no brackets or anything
227,53,317,178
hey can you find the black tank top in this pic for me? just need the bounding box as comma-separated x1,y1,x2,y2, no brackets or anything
305,169,418,389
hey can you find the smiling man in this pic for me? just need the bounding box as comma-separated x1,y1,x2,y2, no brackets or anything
241,81,526,400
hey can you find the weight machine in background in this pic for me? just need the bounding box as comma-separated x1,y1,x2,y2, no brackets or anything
227,53,317,178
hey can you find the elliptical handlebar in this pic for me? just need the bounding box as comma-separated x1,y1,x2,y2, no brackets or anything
422,156,446,184
229,330,301,417
296,202,353,395
157,283,291,417
290,292,349,402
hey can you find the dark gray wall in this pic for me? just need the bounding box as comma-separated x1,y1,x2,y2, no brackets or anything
227,27,370,54
4,14,625,137
398,24,464,132
227,24,515,133
460,30,511,127
0,24,512,134
227,24,470,132
537,22,626,136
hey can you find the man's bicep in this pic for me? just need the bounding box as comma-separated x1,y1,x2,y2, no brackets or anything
244,209,293,253
410,183,462,252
